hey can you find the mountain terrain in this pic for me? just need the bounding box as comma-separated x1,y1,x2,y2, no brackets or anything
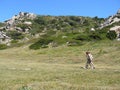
0,10,120,90
0,9,120,49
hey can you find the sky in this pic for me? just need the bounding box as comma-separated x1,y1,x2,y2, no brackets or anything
0,0,120,22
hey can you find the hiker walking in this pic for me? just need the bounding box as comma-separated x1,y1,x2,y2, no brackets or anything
85,51,95,69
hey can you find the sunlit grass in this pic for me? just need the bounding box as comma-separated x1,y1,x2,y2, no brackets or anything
0,41,120,90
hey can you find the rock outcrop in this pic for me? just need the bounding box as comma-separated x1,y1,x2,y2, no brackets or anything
4,12,36,31
110,26,120,40
101,9,120,28
0,31,10,45
0,12,36,45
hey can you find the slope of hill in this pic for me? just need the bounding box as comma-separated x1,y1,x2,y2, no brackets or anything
0,10,120,90
0,9,120,50
0,12,105,47
0,40,119,90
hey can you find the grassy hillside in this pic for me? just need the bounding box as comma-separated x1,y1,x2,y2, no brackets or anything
30,15,104,35
0,40,120,90
15,16,117,50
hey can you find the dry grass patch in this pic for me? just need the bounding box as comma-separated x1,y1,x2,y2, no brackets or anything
0,41,120,90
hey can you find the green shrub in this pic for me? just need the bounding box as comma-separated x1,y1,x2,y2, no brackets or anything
34,16,47,25
6,31,24,40
106,31,117,40
89,33,102,40
73,34,89,41
29,38,53,50
73,30,108,41
47,30,56,36
29,27,42,35
0,44,7,50
11,40,18,43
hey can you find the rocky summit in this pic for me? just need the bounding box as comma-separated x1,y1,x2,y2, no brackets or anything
101,9,120,28
0,12,36,45
4,12,36,31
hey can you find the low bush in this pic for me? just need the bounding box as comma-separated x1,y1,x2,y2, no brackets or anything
29,38,53,50
106,31,117,40
11,40,18,43
73,34,89,41
89,33,102,40
0,44,7,50
6,31,25,40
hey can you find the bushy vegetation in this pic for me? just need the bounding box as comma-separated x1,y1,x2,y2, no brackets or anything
30,15,105,35
6,31,25,40
107,31,117,40
25,16,119,50
0,44,7,50
73,29,108,41
1,15,118,49
29,38,53,50
29,28,116,50
29,15,117,50
73,33,90,41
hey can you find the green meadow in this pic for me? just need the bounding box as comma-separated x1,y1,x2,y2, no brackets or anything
0,41,120,90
